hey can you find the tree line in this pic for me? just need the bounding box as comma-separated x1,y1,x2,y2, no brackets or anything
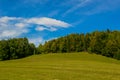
38,30,120,60
0,30,120,61
0,38,37,60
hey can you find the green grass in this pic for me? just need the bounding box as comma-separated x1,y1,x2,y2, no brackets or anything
0,52,120,80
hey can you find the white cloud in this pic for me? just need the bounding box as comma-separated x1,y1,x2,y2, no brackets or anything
35,26,57,31
15,23,28,28
29,37,44,46
0,29,28,39
1,30,17,37
0,16,22,23
35,26,47,31
28,37,58,47
49,27,57,31
26,17,70,28
0,16,71,39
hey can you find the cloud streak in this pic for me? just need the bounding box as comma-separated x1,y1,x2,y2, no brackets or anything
61,0,120,17
0,16,71,39
62,0,91,17
84,0,120,15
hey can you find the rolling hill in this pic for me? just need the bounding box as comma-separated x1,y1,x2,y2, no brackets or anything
0,52,120,80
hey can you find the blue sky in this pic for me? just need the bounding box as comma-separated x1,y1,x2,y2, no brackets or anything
0,0,120,46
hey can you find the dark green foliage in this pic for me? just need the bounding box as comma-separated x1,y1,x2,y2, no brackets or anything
39,30,120,60
114,49,120,60
0,38,36,60
0,40,9,60
37,44,44,54
1,30,120,60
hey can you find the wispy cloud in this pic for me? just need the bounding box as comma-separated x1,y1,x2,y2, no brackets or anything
62,0,91,17
61,0,120,16
71,19,84,26
84,0,120,15
23,0,49,5
48,10,59,17
0,16,71,39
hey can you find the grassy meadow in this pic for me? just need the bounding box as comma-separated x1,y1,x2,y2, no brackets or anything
0,52,120,80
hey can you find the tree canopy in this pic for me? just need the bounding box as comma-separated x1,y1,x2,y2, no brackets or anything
0,38,37,60
39,30,120,60
0,30,120,61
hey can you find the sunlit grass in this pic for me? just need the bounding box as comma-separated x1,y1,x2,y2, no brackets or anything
0,52,120,80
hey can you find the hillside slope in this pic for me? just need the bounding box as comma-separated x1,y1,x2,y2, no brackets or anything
0,52,120,80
